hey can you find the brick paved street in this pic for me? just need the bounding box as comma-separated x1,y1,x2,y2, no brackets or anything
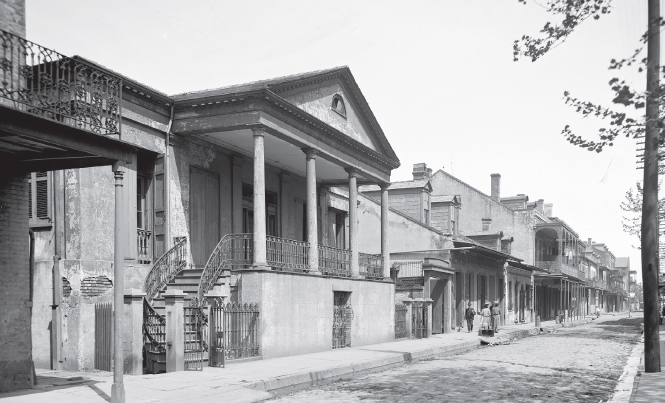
269,317,643,403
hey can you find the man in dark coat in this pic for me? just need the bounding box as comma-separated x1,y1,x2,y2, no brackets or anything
464,302,476,333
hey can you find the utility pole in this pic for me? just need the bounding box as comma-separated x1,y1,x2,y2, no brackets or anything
642,0,661,373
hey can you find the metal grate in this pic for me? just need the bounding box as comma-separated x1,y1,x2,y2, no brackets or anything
94,302,113,371
395,304,407,339
333,292,353,349
412,301,428,339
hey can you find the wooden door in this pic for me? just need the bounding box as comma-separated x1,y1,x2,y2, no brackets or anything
190,167,220,268
430,278,445,334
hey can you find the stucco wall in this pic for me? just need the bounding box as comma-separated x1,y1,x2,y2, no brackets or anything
429,170,536,264
239,270,394,359
334,190,443,254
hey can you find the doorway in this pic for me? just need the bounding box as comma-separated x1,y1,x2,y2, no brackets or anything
430,278,445,334
190,167,220,268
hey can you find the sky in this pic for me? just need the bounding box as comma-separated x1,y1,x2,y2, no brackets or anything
25,0,651,281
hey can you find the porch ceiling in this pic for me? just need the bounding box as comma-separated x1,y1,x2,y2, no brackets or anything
200,129,368,183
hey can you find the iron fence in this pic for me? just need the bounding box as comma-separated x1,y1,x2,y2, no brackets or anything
184,303,204,371
0,29,121,135
359,253,384,280
412,301,428,339
395,303,408,339
94,302,112,371
143,298,165,374
318,244,351,277
144,237,187,302
209,301,260,367
267,235,309,273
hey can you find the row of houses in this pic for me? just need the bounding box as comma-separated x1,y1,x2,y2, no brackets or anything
0,0,630,393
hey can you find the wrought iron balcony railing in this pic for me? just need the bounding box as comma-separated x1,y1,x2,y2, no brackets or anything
359,252,384,280
0,29,121,135
318,244,351,277
394,260,424,278
535,259,584,279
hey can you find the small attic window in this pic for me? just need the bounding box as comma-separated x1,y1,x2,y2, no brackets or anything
331,94,346,117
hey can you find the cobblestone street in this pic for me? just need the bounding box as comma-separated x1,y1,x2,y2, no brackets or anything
268,317,643,403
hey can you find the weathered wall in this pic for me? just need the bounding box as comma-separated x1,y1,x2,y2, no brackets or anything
329,189,443,254
0,174,32,392
0,0,25,37
239,270,394,358
429,170,536,264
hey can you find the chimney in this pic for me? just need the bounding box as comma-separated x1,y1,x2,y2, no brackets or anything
413,163,428,180
535,199,544,214
490,174,501,201
544,203,553,217
426,167,433,178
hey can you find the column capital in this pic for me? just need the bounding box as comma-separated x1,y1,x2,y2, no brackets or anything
379,182,390,191
251,126,267,137
302,147,319,159
345,167,361,179
232,155,245,167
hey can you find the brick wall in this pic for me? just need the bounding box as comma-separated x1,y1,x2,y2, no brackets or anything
431,203,449,233
387,192,422,222
0,0,26,38
0,173,33,392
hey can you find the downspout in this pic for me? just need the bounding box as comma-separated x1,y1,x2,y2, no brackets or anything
29,229,35,386
164,103,174,250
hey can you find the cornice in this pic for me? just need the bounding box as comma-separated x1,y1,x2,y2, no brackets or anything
173,89,399,174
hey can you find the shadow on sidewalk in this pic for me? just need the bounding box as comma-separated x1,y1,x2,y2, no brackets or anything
1,375,110,402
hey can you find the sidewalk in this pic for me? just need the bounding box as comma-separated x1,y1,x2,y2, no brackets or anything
630,321,665,403
1,317,595,403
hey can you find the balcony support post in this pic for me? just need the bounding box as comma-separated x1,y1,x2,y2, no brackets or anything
303,148,320,274
346,168,360,278
251,128,268,269
380,183,390,279
111,162,125,403
232,155,244,234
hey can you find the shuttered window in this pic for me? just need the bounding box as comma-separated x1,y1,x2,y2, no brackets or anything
28,171,52,227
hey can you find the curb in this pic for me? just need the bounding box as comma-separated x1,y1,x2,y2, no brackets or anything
247,318,594,397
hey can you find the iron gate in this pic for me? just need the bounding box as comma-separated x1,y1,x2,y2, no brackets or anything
412,301,428,339
395,304,408,339
94,302,113,371
184,301,204,371
209,300,260,367
333,292,353,349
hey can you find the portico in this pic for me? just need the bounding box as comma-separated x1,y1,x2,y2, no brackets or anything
168,67,400,357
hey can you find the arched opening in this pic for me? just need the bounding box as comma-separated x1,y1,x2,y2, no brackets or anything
331,94,346,117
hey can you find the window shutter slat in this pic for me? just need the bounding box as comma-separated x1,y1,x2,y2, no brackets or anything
36,179,49,219
28,182,32,219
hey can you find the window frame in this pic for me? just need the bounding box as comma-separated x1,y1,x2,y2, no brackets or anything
331,94,347,118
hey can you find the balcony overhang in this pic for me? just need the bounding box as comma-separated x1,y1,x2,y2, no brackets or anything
0,104,148,172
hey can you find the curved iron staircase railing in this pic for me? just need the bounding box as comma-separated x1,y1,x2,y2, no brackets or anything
143,297,166,373
144,237,188,302
197,233,253,303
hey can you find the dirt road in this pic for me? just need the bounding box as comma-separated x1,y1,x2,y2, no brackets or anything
267,316,643,403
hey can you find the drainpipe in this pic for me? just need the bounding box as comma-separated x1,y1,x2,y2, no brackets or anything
29,229,35,386
164,104,174,250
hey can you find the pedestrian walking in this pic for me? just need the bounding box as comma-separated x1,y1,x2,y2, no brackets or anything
464,302,476,332
480,303,491,330
491,301,501,333
595,306,601,318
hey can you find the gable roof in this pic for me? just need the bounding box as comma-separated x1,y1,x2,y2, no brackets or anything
172,66,400,165
432,195,460,204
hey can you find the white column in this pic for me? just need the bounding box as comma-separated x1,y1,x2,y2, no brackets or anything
380,183,390,279
252,128,268,268
303,148,320,273
346,168,360,277
111,162,125,403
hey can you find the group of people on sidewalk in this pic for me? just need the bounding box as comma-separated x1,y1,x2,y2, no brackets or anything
464,301,501,333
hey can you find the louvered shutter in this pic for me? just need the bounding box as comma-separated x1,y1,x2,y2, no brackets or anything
29,171,51,226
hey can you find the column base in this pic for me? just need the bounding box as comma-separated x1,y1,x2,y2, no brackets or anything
251,263,270,270
111,383,125,403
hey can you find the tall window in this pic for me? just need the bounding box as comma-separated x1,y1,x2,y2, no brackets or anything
242,183,278,236
28,171,51,227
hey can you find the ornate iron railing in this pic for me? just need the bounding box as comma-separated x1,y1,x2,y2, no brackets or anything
395,303,407,339
144,237,187,302
412,300,428,339
394,260,423,278
198,234,253,302
318,244,351,277
184,302,204,371
0,29,121,135
137,229,152,264
359,252,384,279
267,235,309,273
143,298,165,373
209,300,260,366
